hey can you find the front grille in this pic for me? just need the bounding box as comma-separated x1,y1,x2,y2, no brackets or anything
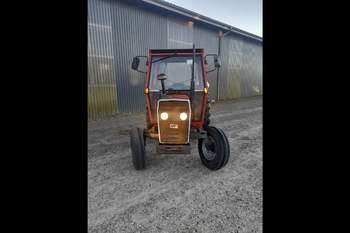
157,99,191,144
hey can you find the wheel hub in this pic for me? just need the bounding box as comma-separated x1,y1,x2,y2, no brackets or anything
202,136,216,160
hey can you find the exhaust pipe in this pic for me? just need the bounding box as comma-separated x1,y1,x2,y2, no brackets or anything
190,44,195,107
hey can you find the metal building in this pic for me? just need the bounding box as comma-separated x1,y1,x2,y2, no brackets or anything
88,0,262,120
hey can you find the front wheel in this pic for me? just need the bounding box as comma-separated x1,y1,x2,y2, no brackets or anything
198,126,230,170
130,128,146,170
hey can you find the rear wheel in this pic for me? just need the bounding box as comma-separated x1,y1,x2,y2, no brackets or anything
198,126,230,170
130,128,146,170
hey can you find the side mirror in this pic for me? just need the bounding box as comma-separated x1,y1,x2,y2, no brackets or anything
214,56,221,68
131,57,140,70
205,54,221,73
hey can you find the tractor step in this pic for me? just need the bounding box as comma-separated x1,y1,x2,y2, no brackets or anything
157,143,191,154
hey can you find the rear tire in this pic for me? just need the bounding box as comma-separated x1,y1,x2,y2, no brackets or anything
198,126,230,170
130,128,146,170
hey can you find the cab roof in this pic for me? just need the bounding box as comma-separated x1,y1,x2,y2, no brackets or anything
149,48,204,54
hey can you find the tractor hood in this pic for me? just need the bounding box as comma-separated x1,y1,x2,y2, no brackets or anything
160,94,189,100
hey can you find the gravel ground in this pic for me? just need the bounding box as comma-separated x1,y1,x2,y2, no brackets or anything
88,96,262,233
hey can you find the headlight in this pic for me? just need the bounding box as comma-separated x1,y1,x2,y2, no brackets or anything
179,112,188,121
160,112,168,120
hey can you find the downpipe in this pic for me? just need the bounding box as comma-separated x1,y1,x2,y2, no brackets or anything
216,28,234,101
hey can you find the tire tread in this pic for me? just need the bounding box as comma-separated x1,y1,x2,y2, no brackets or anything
198,126,230,170
130,128,146,170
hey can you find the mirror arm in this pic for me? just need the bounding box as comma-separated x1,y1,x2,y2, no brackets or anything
204,54,220,71
205,54,218,59
135,55,147,59
206,68,217,73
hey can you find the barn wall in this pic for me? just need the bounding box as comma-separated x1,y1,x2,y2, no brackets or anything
88,0,262,119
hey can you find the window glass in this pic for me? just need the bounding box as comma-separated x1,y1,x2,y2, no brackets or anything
149,56,204,91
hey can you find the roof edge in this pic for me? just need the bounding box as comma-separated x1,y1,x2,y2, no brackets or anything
141,0,262,42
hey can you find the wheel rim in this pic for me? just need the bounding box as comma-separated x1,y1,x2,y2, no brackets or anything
202,136,216,161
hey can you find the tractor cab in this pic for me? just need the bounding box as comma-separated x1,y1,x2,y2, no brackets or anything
148,49,206,126
130,45,229,171
132,47,220,128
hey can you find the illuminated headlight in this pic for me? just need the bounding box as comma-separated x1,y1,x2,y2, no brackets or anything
160,112,168,120
179,112,188,121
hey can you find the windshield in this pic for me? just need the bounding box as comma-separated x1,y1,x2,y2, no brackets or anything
149,55,204,91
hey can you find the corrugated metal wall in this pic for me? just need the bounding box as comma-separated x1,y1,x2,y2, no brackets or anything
110,0,167,113
88,0,262,119
219,35,262,100
88,0,118,119
167,15,194,49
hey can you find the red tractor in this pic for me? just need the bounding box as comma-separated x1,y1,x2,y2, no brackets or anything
130,45,230,170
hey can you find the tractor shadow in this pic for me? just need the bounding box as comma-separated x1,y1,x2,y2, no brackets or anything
142,140,214,176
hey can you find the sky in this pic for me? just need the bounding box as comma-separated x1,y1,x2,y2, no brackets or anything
166,0,262,37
